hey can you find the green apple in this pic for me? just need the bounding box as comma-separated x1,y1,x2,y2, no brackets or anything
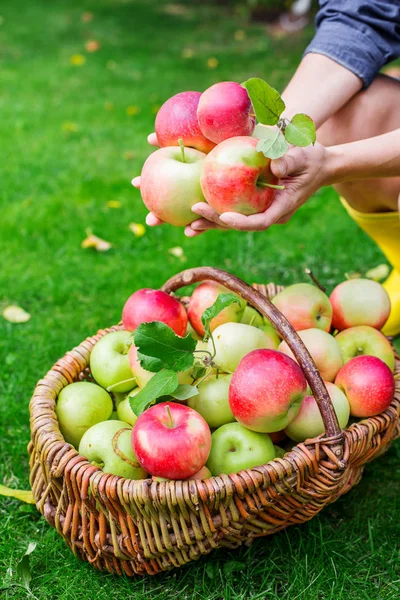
56,381,113,448
208,322,276,373
274,445,286,458
188,374,234,428
284,381,350,442
90,330,136,393
206,422,275,475
116,388,140,426
240,306,280,348
335,325,395,371
79,420,147,479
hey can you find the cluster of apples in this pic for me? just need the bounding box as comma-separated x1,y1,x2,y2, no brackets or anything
55,276,396,482
139,82,279,226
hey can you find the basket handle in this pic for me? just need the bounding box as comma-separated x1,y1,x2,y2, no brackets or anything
162,267,343,441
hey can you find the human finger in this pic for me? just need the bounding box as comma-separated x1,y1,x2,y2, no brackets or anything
147,132,159,147
145,212,164,226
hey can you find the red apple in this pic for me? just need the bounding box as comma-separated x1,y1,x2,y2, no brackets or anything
278,328,342,382
200,136,278,215
122,288,187,336
335,355,395,417
330,278,391,331
272,283,332,332
140,146,206,226
197,82,255,143
229,349,308,432
132,402,212,479
155,91,215,153
187,281,244,337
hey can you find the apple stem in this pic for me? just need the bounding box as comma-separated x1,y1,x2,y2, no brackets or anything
257,181,285,190
106,377,136,392
304,268,327,294
165,405,174,428
178,138,186,163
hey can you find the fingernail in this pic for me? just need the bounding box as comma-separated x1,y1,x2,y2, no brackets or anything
273,159,287,177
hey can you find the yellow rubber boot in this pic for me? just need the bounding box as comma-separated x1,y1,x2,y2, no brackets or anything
340,198,400,337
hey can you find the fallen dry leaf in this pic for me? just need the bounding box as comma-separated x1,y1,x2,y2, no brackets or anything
2,305,31,324
234,29,246,41
126,105,140,116
207,57,219,69
168,246,187,262
107,200,121,209
365,264,390,282
0,484,35,504
61,121,79,132
181,48,194,59
81,11,94,23
85,40,101,53
129,223,146,237
81,230,112,251
70,54,86,66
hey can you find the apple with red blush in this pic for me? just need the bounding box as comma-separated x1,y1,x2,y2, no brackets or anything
272,283,332,332
330,278,391,331
187,280,244,337
122,288,187,336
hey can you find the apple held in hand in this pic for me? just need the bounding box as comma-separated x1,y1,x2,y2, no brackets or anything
285,382,350,442
197,82,255,144
335,355,395,417
56,382,113,448
206,422,275,476
188,281,244,337
140,146,206,226
278,328,342,382
335,325,395,371
122,288,188,336
272,283,332,332
229,349,307,432
188,374,234,429
209,322,276,373
79,420,147,479
200,136,279,215
330,278,391,331
155,91,215,153
132,402,212,479
90,330,135,393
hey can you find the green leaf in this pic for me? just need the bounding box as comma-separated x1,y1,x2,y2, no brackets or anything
201,293,243,339
256,129,289,160
134,322,197,373
242,78,285,126
284,113,316,147
17,542,37,591
129,370,178,416
191,365,207,381
0,484,35,504
171,384,199,401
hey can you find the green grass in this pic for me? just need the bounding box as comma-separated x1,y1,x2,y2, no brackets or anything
1,0,399,598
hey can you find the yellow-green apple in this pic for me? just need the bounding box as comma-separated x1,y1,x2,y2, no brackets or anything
140,146,206,226
330,278,391,331
155,91,215,153
122,288,188,336
128,343,193,387
188,374,234,428
90,330,136,393
229,349,307,432
200,136,278,215
188,281,244,337
116,388,140,426
274,445,286,458
79,420,147,479
56,382,113,448
209,322,276,373
335,356,395,417
206,422,275,475
272,283,332,332
185,465,212,480
197,82,255,143
240,306,280,348
335,325,395,371
132,402,212,479
278,328,342,382
284,381,350,442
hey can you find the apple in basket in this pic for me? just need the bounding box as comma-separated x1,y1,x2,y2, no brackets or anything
330,278,391,331
335,325,395,371
132,402,212,479
90,330,136,393
187,280,244,337
272,283,332,332
122,288,188,336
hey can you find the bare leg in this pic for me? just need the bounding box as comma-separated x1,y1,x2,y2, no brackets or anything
317,74,400,213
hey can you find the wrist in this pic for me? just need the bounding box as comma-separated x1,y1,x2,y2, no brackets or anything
322,146,349,186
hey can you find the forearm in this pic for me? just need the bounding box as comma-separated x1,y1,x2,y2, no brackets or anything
324,129,400,183
282,54,362,129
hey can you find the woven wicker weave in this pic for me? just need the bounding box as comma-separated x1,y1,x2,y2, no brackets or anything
28,267,400,576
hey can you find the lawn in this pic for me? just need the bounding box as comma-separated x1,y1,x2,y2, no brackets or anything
1,0,399,598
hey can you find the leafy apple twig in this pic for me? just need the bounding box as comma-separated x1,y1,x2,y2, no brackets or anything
242,77,316,160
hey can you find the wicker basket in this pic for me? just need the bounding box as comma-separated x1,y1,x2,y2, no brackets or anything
28,267,400,576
